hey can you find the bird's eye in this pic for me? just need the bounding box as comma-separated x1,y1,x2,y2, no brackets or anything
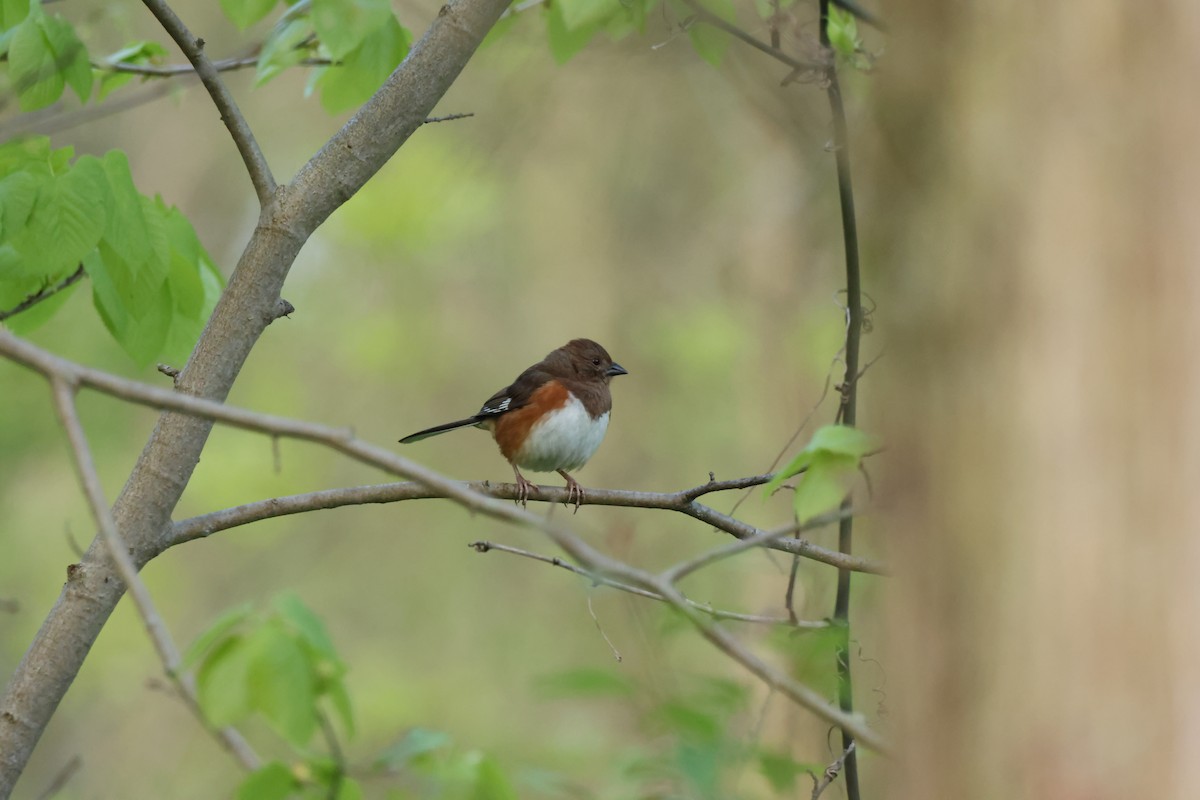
592,358,601,366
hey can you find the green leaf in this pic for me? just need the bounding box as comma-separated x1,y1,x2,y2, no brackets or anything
762,424,874,496
0,136,53,176
471,756,518,800
827,6,859,59
535,667,635,697
8,153,107,280
99,40,168,100
763,425,875,522
791,450,857,522
41,14,91,102
335,778,363,800
326,680,356,738
683,0,734,66
7,15,63,111
246,622,319,747
159,202,222,363
604,0,656,40
7,12,91,110
97,70,135,101
676,740,722,797
257,16,314,85
758,751,819,793
0,137,219,360
0,270,79,334
237,762,298,800
0,0,31,34
220,0,279,31
311,0,392,60
693,677,750,716
270,593,354,736
0,169,40,236
105,39,169,64
558,0,621,31
767,623,846,695
99,151,153,268
182,603,255,669
273,593,338,660
313,15,410,113
545,2,601,64
197,635,257,727
373,728,452,770
652,701,721,743
807,423,875,458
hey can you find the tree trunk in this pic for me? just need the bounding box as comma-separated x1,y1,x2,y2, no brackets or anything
876,3,1200,798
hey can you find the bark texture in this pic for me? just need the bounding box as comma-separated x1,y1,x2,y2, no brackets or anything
875,3,1200,798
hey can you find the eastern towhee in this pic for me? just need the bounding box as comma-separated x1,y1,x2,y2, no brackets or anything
400,339,627,508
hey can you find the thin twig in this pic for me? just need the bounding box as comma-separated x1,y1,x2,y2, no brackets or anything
317,711,346,800
810,740,855,799
47,378,260,772
33,754,80,800
820,0,866,794
422,112,475,124
95,55,333,77
0,267,85,323
470,540,830,628
679,0,825,75
586,594,622,661
139,0,276,204
660,506,860,584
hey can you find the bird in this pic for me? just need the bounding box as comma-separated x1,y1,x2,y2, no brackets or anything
400,338,627,510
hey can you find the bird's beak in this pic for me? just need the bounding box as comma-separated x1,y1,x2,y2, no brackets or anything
607,362,628,377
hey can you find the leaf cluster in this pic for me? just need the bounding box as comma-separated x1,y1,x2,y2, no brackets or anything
189,594,355,749
537,666,824,798
0,137,222,365
189,595,531,800
223,0,414,113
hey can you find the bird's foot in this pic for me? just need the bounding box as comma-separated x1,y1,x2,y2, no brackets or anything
513,468,538,508
558,470,584,513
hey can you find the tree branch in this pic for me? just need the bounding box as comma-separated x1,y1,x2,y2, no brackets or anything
47,378,260,773
811,740,856,799
166,477,887,574
96,54,333,77
660,505,860,584
820,0,866,795
139,0,277,204
679,0,825,76
469,540,831,628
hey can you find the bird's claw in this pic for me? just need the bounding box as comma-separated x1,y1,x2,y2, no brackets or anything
558,470,584,513
514,473,538,508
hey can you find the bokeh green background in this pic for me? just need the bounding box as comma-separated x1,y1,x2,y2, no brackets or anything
1,2,888,796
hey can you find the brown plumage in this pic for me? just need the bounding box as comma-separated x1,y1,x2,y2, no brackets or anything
400,339,627,508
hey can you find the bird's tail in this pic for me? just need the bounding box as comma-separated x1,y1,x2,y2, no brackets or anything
399,417,480,444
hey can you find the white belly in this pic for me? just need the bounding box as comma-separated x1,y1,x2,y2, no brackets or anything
514,395,609,473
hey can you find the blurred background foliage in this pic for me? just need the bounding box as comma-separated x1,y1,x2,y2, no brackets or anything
1,0,888,796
